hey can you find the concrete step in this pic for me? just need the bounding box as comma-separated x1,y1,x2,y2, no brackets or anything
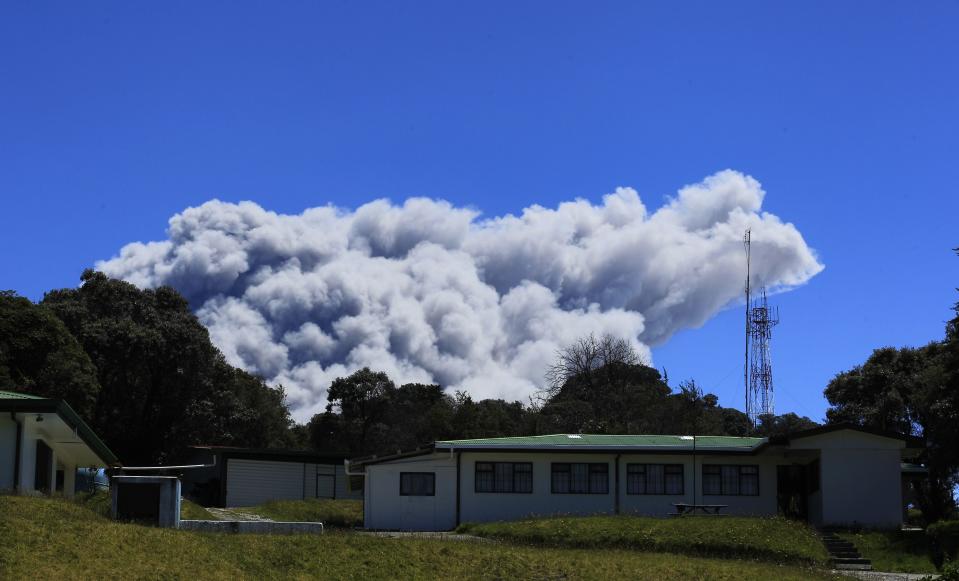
825,544,857,552
830,551,862,559
834,563,873,571
832,558,871,566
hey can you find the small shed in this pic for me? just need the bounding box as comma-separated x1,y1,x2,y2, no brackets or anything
180,446,361,508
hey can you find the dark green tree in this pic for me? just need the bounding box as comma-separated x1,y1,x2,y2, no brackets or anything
384,383,455,450
0,291,100,418
323,367,396,456
824,342,955,523
540,334,671,433
754,412,818,438
451,392,534,439
40,270,294,464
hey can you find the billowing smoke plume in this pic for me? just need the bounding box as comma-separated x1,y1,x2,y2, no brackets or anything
98,170,822,420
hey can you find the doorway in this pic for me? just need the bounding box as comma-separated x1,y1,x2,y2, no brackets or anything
776,464,808,520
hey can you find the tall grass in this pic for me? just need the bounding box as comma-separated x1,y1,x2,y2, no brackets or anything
457,514,829,565
0,495,841,580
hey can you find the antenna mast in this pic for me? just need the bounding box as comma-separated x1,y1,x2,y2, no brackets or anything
744,229,780,427
743,229,751,423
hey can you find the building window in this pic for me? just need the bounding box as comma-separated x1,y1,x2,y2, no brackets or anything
627,464,684,495
702,465,759,496
551,463,608,494
399,472,435,496
475,462,533,493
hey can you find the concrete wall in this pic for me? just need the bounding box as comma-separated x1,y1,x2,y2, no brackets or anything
363,433,907,531
459,452,616,523
364,454,456,531
807,489,824,526
0,414,16,490
791,430,904,529
365,451,787,531
17,416,38,491
819,448,901,528
459,452,782,524
618,453,779,517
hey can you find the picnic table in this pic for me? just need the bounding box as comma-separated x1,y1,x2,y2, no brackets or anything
669,503,729,516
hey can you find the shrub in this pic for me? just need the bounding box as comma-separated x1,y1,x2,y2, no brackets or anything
927,520,959,569
921,562,959,581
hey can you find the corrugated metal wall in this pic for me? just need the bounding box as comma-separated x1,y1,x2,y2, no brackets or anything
225,459,305,507
225,458,363,506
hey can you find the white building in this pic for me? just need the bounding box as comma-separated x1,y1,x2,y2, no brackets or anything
357,425,920,531
0,390,118,497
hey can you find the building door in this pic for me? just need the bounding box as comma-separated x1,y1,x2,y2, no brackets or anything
316,474,335,499
776,464,808,520
34,440,52,492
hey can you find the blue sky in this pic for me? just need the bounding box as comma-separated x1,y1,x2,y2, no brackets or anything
2,1,957,422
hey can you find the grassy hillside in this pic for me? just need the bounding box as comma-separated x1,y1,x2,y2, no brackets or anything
74,489,215,520
240,498,363,528
457,515,829,566
0,495,841,580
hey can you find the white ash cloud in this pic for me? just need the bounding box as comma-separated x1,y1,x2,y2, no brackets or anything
97,170,823,421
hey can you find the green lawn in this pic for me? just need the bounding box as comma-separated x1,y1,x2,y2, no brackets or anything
239,498,363,528
0,495,842,580
458,514,830,566
838,530,937,574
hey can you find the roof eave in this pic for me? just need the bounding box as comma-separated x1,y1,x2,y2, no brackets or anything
434,442,766,455
0,398,119,466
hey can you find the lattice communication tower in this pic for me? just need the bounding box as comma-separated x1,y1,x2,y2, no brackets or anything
743,230,780,427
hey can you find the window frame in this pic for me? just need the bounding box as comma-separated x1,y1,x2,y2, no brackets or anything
701,464,760,496
474,462,534,494
399,472,436,496
550,462,609,495
626,463,685,496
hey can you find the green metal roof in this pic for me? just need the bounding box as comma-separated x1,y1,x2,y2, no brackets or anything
435,434,766,452
0,390,44,400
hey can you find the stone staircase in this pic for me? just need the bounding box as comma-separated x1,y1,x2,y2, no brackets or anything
820,530,873,571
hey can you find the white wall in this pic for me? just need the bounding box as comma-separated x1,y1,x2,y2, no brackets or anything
458,452,782,524
459,452,616,523
364,450,787,531
820,448,901,528
792,430,904,529
0,414,16,490
363,433,906,531
617,453,779,517
364,454,456,531
17,417,38,491
807,489,823,526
